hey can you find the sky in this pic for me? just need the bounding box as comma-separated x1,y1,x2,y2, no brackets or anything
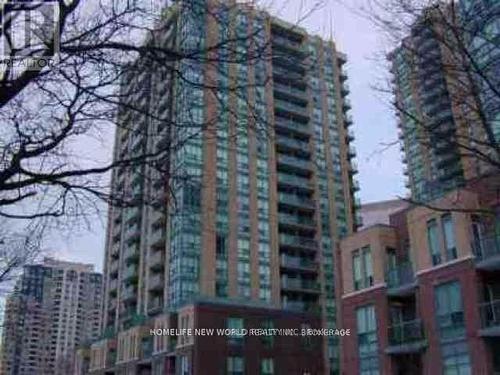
49,0,406,272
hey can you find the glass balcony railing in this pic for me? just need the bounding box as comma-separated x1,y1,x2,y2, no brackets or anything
278,154,311,171
278,173,312,189
148,297,163,313
348,145,357,158
272,66,305,81
274,119,311,135
281,255,317,270
282,300,320,314
279,234,317,249
279,213,315,228
278,192,315,209
274,99,308,117
149,274,164,290
274,82,307,99
276,136,310,151
479,299,500,330
109,279,118,291
124,265,138,281
386,262,415,289
352,180,360,191
150,229,166,246
122,286,137,301
110,260,119,275
124,246,139,262
282,278,320,291
388,319,425,346
149,251,165,270
272,35,307,55
472,233,500,262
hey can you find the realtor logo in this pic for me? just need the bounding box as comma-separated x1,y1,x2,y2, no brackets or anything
0,1,60,69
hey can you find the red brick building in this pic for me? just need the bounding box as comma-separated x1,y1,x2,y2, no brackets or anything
86,300,323,375
339,182,500,375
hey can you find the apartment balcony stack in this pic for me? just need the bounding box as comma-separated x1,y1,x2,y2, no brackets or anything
93,0,358,374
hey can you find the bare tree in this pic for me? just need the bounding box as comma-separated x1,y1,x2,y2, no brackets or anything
346,0,500,211
0,219,42,293
0,0,328,223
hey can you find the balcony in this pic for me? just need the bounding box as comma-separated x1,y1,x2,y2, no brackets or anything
273,67,306,84
282,300,320,314
346,129,355,142
351,179,360,192
279,213,316,230
349,161,358,175
385,262,417,297
279,234,318,251
124,246,140,263
341,82,350,96
277,173,313,191
386,319,427,354
281,255,317,272
281,278,320,293
111,244,120,259
337,52,347,65
149,251,165,271
344,114,353,127
342,98,352,111
150,229,166,248
278,192,315,211
274,99,309,119
275,118,311,136
272,35,308,56
125,207,141,224
274,82,308,101
148,296,163,315
278,154,312,173
108,297,117,311
149,274,164,292
122,286,137,302
479,299,500,337
472,233,500,271
348,145,356,158
110,260,119,276
125,224,140,242
124,265,138,283
109,278,118,291
276,136,310,153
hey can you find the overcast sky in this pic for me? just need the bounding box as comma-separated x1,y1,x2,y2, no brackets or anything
49,0,406,272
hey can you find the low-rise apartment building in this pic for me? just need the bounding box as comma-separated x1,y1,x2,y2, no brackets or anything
340,178,500,374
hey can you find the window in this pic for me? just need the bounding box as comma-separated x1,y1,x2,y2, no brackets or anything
427,219,442,265
260,358,274,375
261,320,274,348
352,246,374,291
442,341,471,375
301,323,313,349
471,215,484,258
180,355,189,375
227,317,244,346
357,305,378,355
442,214,457,260
435,281,465,340
353,251,362,290
362,247,374,287
356,305,379,375
227,356,244,375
